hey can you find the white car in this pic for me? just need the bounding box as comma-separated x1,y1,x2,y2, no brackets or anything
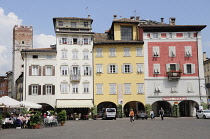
196,110,210,119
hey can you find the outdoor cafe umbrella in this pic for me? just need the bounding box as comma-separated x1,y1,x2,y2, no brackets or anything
0,96,21,108
20,101,42,109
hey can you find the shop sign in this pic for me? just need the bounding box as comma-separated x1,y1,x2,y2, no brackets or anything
162,97,187,101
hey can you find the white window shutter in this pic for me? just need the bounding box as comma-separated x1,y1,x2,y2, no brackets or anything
122,65,124,73
184,64,187,74
192,64,195,74
59,38,62,44
189,46,192,56
157,47,160,56
116,65,118,73
157,64,160,73
88,38,91,45
153,64,156,73
176,64,180,71
169,47,172,57
67,38,70,44
166,64,170,72
130,65,133,73
107,65,110,73
150,33,153,38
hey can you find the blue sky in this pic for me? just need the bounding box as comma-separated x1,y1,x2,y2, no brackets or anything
0,0,210,74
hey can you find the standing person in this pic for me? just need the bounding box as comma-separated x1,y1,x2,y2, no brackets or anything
150,110,154,119
159,108,164,120
129,109,135,123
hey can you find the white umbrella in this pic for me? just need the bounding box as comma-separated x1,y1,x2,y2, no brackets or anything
20,101,42,109
0,96,21,108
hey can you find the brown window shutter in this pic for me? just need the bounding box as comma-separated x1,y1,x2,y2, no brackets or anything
43,66,45,76
52,85,55,95
43,85,46,95
29,66,32,76
52,66,55,76
29,85,32,95
38,85,41,95
39,66,41,76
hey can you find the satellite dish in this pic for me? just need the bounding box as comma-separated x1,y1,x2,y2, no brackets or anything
205,83,210,88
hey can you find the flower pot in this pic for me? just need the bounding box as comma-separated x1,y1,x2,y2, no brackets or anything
61,123,64,126
75,118,79,120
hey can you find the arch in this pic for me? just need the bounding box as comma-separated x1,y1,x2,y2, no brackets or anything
152,101,172,117
123,101,144,117
179,100,199,117
38,103,54,113
97,101,117,116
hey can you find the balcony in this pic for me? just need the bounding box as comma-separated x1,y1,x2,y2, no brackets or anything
166,70,182,80
70,74,81,82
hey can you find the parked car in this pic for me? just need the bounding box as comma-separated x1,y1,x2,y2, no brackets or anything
196,110,210,119
102,108,116,120
136,111,148,120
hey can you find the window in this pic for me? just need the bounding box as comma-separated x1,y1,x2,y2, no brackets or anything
166,64,180,71
83,84,89,93
124,48,130,56
124,83,131,94
46,85,52,95
153,47,160,57
62,51,67,59
185,46,192,57
109,48,116,57
83,66,91,75
110,84,116,94
96,84,103,94
45,66,53,76
83,50,89,59
137,64,144,73
72,84,78,93
154,83,161,93
153,64,160,74
60,83,69,94
71,22,76,27
121,26,132,40
32,85,38,95
73,38,78,44
72,49,78,59
32,66,39,75
84,38,88,44
84,22,88,27
58,21,63,26
122,64,132,73
168,33,172,38
137,83,144,94
153,33,158,38
96,64,103,73
108,64,118,73
184,64,195,74
61,66,68,75
136,47,143,56
71,66,80,75
62,38,67,44
22,41,24,44
169,46,176,57
33,55,38,59
96,48,103,57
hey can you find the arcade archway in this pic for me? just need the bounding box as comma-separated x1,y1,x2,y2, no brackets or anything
179,100,199,117
123,101,144,117
152,101,172,117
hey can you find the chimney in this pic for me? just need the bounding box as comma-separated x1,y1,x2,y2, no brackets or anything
113,15,117,19
130,16,135,20
169,17,176,25
203,52,207,61
88,15,90,18
161,18,164,24
136,16,140,21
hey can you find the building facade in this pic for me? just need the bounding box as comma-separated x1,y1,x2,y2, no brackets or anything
12,25,33,99
141,18,207,116
94,16,145,116
0,76,8,97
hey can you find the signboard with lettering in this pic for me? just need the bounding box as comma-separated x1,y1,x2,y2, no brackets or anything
162,97,187,101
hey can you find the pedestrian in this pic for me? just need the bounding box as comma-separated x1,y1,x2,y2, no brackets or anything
159,108,164,120
129,108,135,123
150,110,154,119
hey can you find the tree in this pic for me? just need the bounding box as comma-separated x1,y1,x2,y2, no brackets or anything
145,104,152,118
172,104,180,117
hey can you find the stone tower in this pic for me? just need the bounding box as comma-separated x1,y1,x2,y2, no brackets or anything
12,25,33,99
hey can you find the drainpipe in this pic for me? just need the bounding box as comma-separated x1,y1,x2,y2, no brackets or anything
24,51,27,101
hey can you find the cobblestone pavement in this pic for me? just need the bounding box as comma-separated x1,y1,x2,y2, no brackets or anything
0,117,210,139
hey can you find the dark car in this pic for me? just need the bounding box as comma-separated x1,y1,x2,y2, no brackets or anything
136,111,148,120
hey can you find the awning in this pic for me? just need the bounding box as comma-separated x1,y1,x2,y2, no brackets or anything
56,100,93,108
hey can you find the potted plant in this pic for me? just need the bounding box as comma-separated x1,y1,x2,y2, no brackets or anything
91,105,98,120
0,114,3,129
29,114,42,129
58,110,67,125
74,115,79,120
88,115,92,120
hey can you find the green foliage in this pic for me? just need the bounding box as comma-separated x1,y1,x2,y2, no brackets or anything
88,115,92,119
0,114,3,121
145,104,152,118
30,114,42,126
74,115,79,118
49,110,55,115
91,105,98,116
201,102,208,110
117,104,123,118
172,104,180,117
58,110,67,123
29,111,41,115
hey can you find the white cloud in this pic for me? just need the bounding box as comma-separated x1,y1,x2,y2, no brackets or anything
33,34,56,48
0,7,56,75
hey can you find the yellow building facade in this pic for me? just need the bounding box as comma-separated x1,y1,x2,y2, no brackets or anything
93,17,145,115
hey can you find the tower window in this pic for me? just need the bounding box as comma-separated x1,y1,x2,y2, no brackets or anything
33,55,38,59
